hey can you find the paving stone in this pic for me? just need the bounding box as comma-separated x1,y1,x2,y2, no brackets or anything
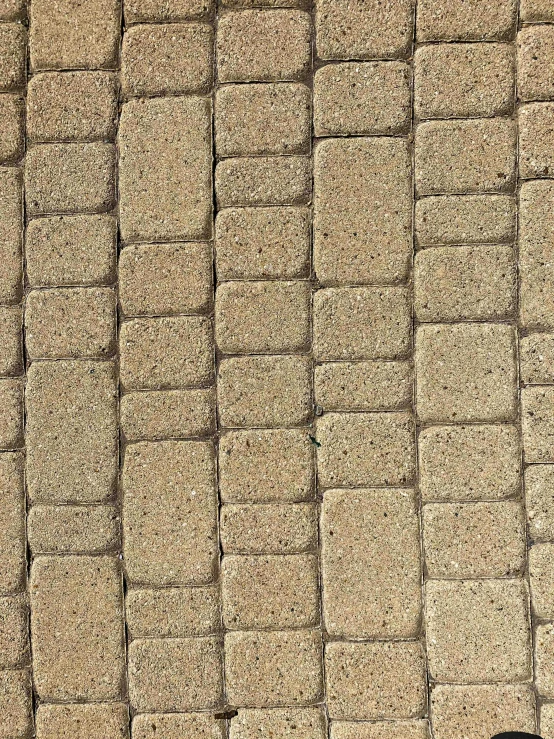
231,709,326,739
415,323,517,423
128,636,223,712
0,307,21,377
217,10,311,82
220,503,318,554
30,0,121,70
315,361,412,412
425,579,531,683
0,669,32,739
28,505,119,555
225,629,323,706
26,360,118,504
416,0,517,41
119,243,212,317
541,703,554,738
26,214,117,287
314,138,411,286
0,0,25,20
26,287,116,359
35,703,129,739
322,488,421,638
121,388,215,441
122,23,213,97
119,97,212,242
119,316,213,391
317,412,415,488
415,194,516,246
530,543,554,618
123,441,217,586
27,72,118,142
132,713,224,739
0,24,26,91
314,62,410,136
526,465,554,541
221,0,307,6
414,245,516,322
218,355,312,428
126,586,220,638
518,25,554,101
125,0,213,21
0,595,28,668
522,386,554,463
0,94,23,163
325,641,426,720
331,722,430,739
216,281,311,354
25,143,116,216
0,379,22,449
215,207,310,280
30,555,125,701
314,287,411,361
430,684,536,739
521,333,554,384
415,119,516,195
536,623,554,697
215,156,311,207
0,168,22,304
0,452,25,594
519,103,554,178
521,0,554,21
219,429,315,503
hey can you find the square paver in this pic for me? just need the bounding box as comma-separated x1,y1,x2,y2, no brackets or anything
0,25,26,91
0,595,28,668
330,722,430,739
0,168,22,304
35,704,129,739
0,307,21,376
231,708,326,739
526,465,554,540
0,94,23,163
518,25,554,101
126,586,220,638
0,380,23,449
28,505,119,555
521,333,554,384
530,543,554,619
522,386,554,463
220,503,318,554
125,0,213,20
416,0,517,41
132,714,224,739
0,452,25,594
519,103,554,178
0,670,32,739
215,156,311,207
536,624,554,697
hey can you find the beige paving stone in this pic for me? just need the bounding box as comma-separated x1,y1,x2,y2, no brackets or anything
536,624,554,697
331,722,430,739
126,586,220,638
521,333,554,384
133,713,224,739
119,97,211,242
519,103,554,178
215,207,310,280
220,503,318,554
0,0,25,20
215,156,311,207
218,355,312,428
128,636,223,712
415,119,516,195
0,669,32,739
415,194,516,246
30,555,125,701
314,138,411,286
527,465,554,541
0,168,22,304
225,629,323,706
518,25,554,101
314,287,411,361
125,0,213,21
314,62,410,136
0,379,22,449
231,708,326,739
36,703,129,739
414,245,516,322
522,386,554,463
325,641,426,720
119,316,213,391
0,24,26,91
123,441,217,586
0,307,21,376
217,11,311,82
530,543,554,618
415,323,517,423
28,505,119,554
315,361,412,412
430,684,536,739
26,214,117,287
417,0,517,41
0,452,25,594
0,95,23,164
219,429,315,503
425,579,531,683
122,24,213,97
317,412,415,488
521,0,554,21
30,0,121,71
0,595,28,668
322,488,421,638
26,360,118,504
221,0,307,6
121,388,215,441
119,243,212,317
216,281,311,355
541,703,554,738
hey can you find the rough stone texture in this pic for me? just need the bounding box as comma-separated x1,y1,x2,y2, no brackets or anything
522,386,554,463
315,361,412,412
0,453,25,594
126,586,220,638
331,723,430,739
0,94,23,163
521,0,554,21
0,168,22,304
520,103,554,180
526,464,554,541
0,0,25,20
530,543,554,618
518,25,554,102
28,505,119,554
216,156,311,207
124,0,213,21
0,306,22,376
536,624,554,697
542,703,554,738
0,24,26,91
231,708,327,739
521,333,554,384
0,379,22,449
220,503,318,554
133,714,224,739
35,704,129,739
416,0,517,41
0,595,28,668
0,669,32,739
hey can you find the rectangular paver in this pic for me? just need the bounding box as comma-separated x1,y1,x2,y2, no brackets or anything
216,156,311,207
0,168,22,304
126,586,220,638
0,453,25,594
28,505,119,555
0,669,32,739
521,333,554,384
315,361,412,412
35,704,129,739
231,708,326,739
526,465,554,540
416,0,517,41
220,503,318,554
133,714,224,739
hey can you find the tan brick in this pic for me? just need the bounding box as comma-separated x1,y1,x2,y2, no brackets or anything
121,388,215,441
26,214,117,287
0,25,25,91
325,641,426,720
0,95,23,164
0,595,28,668
218,355,312,427
530,543,554,618
26,360,118,504
0,0,25,21
425,579,531,683
119,97,211,242
430,684,536,739
322,488,421,638
30,555,125,701
0,168,22,304
28,505,119,555
119,243,212,317
221,503,318,554
331,722,430,739
0,379,22,449
521,333,554,384
518,25,554,102
415,119,516,195
315,361,412,412
122,23,212,97
314,138,411,285
0,453,25,594
30,0,120,70
416,323,517,423
526,464,554,540
217,10,311,82
215,156,311,207
219,429,315,502
536,624,554,697
0,669,32,739
216,281,310,355
0,307,21,376
133,713,224,739
417,0,516,41
231,708,327,739
123,441,217,586
215,207,310,280
225,630,323,706
126,586,220,638
415,194,516,246
119,316,213,391
541,703,554,738
221,0,307,6
125,0,213,21
521,0,554,21
523,386,554,463
520,103,554,178
317,412,415,488
314,62,410,136
414,245,516,322
36,703,129,739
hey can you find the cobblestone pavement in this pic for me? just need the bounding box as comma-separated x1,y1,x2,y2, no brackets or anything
1,0,554,737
